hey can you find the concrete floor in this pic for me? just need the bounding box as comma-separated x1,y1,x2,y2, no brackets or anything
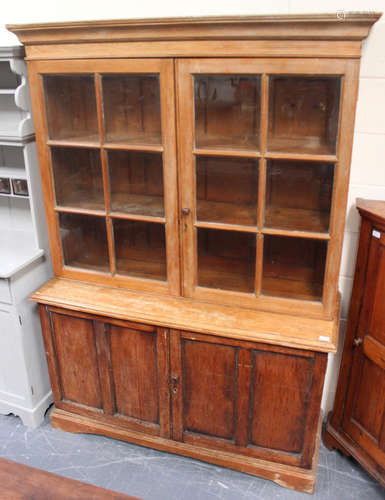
0,409,383,500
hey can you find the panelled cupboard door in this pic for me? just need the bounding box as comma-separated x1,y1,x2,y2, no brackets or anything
176,58,360,318
41,307,171,438
342,231,385,469
170,330,327,468
28,59,180,296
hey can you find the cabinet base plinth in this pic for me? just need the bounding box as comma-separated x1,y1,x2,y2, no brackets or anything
50,407,320,494
324,420,385,489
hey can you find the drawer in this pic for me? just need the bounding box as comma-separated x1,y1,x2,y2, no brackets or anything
0,279,12,304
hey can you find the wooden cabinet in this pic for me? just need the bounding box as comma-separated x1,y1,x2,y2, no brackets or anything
324,200,385,488
39,305,326,482
8,13,381,493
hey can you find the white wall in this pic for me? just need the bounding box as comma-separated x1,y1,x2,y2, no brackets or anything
1,0,385,414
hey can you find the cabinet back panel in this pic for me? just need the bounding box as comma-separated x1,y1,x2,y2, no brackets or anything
182,340,237,440
51,313,102,408
102,74,161,144
110,325,159,423
44,75,98,142
250,351,312,453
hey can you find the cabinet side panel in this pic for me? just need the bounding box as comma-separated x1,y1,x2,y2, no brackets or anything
182,339,237,440
110,326,159,423
51,312,102,408
250,351,313,453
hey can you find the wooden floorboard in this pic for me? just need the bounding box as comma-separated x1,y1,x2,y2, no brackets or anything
0,457,140,500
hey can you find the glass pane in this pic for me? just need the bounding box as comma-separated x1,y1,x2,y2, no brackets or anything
102,74,161,145
268,76,341,154
44,75,98,142
0,177,11,194
51,148,104,210
113,219,166,281
265,160,334,233
195,75,261,150
59,213,109,272
108,151,164,217
198,228,255,293
196,156,258,226
12,179,29,196
262,235,327,300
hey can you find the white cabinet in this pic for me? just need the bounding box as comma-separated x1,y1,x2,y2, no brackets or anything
0,46,52,427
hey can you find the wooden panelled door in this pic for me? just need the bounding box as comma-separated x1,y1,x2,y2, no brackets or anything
42,307,171,438
341,230,385,469
170,330,326,468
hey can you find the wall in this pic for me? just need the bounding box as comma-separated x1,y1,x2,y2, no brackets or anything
1,0,385,414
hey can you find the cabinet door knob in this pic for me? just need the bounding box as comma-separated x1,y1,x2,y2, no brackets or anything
182,208,190,216
353,338,363,347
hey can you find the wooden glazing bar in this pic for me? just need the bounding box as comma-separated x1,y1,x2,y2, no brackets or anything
193,148,261,158
259,74,269,155
262,228,331,240
257,158,266,230
103,142,164,153
194,221,259,233
105,217,116,276
54,206,106,216
46,139,101,149
264,152,337,163
110,212,166,224
255,233,264,296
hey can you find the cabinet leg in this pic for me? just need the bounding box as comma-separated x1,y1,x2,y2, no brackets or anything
323,426,350,457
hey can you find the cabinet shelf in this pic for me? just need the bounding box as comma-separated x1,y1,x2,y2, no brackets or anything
47,137,100,148
194,148,260,158
197,200,257,227
103,141,164,153
0,229,44,278
0,167,26,178
110,194,164,219
262,276,323,302
264,206,330,234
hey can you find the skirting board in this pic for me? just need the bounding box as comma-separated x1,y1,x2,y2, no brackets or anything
50,407,323,494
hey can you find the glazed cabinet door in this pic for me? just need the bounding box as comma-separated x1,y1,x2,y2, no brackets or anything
40,306,171,437
176,58,359,318
342,230,385,468
170,330,326,468
28,59,180,296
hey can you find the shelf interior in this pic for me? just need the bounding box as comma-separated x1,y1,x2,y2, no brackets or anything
113,218,167,281
197,227,256,293
0,196,42,277
58,212,110,273
44,75,98,142
194,75,260,151
0,61,20,90
196,155,258,226
108,150,164,217
262,234,327,301
51,147,104,211
102,74,162,145
264,159,333,233
268,76,341,155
